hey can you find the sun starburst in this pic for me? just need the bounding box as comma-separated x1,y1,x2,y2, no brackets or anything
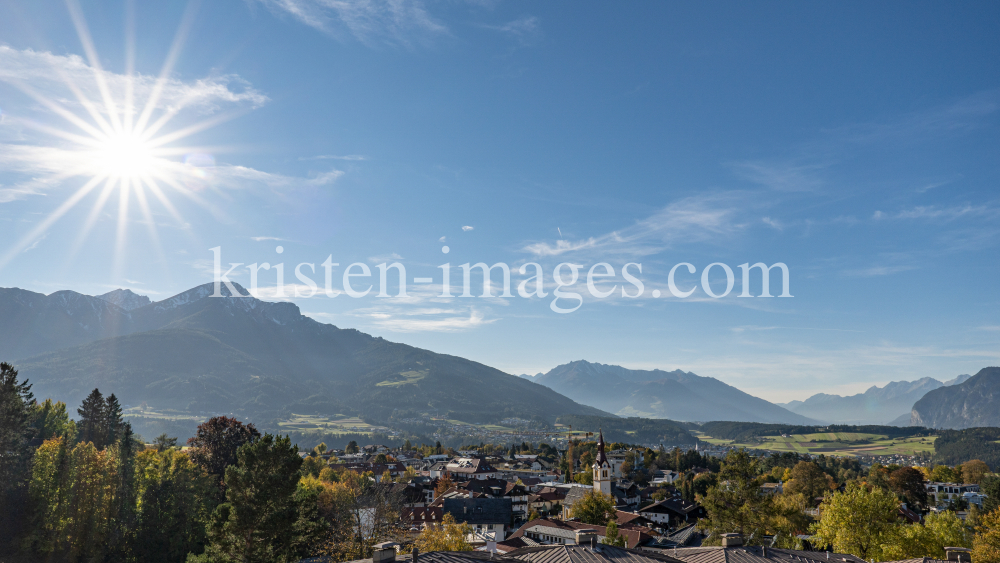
0,0,241,275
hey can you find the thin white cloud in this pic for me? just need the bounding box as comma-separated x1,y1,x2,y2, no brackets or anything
0,45,267,112
762,217,782,230
368,252,403,263
256,0,447,46
370,307,495,333
251,236,286,242
522,194,743,257
483,16,541,45
841,264,917,278
299,154,368,161
892,204,997,221
462,225,474,231
731,161,825,192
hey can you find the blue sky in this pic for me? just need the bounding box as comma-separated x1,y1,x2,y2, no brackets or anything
0,0,997,402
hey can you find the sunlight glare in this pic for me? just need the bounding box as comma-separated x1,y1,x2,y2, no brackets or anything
93,130,156,179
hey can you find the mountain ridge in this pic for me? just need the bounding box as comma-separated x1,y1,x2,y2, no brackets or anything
526,360,817,424
910,367,1000,429
2,283,608,424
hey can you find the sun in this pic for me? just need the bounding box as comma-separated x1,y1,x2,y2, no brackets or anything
0,1,235,274
92,130,158,179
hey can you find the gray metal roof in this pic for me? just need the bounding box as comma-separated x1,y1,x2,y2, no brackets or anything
669,546,867,563
508,543,685,563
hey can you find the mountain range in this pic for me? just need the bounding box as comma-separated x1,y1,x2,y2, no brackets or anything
0,284,607,424
910,367,1000,428
778,374,972,425
521,361,817,424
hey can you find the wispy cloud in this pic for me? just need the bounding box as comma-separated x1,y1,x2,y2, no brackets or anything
251,236,287,242
522,194,744,257
841,264,917,278
462,225,474,232
256,0,447,46
731,161,826,192
829,91,999,144
299,154,368,161
483,16,541,45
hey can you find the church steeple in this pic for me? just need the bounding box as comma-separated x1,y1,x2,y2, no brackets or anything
593,429,611,495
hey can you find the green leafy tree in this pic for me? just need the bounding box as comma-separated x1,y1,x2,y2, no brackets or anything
784,461,833,500
972,508,1000,563
414,512,473,551
699,450,775,543
346,440,359,454
0,362,36,550
187,416,261,494
963,460,991,485
571,490,617,525
133,447,217,563
883,510,972,560
31,398,76,442
810,482,901,561
203,434,323,563
888,466,928,509
602,519,626,547
982,476,1000,514
930,465,957,483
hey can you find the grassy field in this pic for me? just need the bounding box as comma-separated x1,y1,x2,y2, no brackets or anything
276,414,389,436
376,369,428,387
693,431,936,457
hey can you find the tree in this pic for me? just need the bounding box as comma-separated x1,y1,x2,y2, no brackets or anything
784,461,833,500
31,398,76,442
602,519,626,547
187,416,261,493
0,362,36,551
314,442,328,456
435,474,454,496
963,460,991,485
203,434,323,563
889,466,929,509
883,510,972,560
571,490,617,525
404,439,412,451
346,440,359,454
982,476,1000,514
527,508,541,521
77,388,107,448
132,447,217,563
930,465,957,483
699,450,774,543
414,512,473,552
373,453,389,464
972,508,1000,563
105,393,125,447
154,433,179,452
810,482,901,561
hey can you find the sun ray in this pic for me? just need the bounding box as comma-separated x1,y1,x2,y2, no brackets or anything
66,176,121,260
123,0,136,134
133,0,201,134
65,0,123,133
112,177,132,280
132,179,169,268
0,174,106,269
141,175,190,234
8,82,111,141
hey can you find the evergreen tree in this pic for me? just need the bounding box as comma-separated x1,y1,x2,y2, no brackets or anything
77,388,106,448
187,416,261,495
105,393,125,447
0,362,36,552
202,434,323,563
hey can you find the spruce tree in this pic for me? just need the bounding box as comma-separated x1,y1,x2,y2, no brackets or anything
77,388,106,448
0,362,36,552
104,393,124,447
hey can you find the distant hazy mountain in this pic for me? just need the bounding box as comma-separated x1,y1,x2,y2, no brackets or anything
911,367,1000,429
526,360,817,424
1,283,607,424
97,288,151,311
780,374,972,425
